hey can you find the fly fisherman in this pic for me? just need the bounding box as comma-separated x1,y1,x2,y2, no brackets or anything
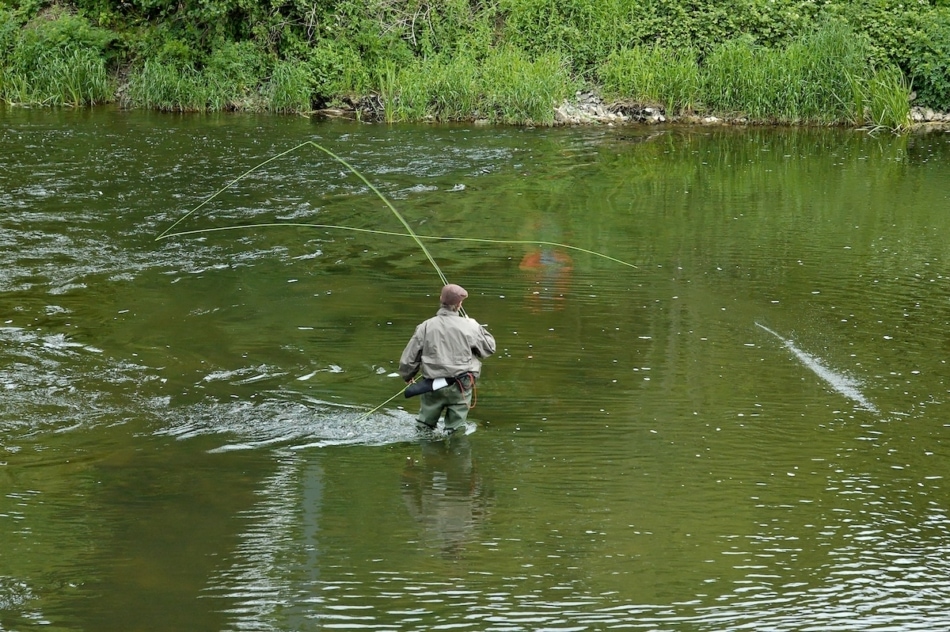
399,284,496,434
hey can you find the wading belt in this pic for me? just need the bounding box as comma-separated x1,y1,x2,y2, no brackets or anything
404,372,478,408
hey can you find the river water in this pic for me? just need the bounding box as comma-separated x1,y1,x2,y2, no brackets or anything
2,108,950,631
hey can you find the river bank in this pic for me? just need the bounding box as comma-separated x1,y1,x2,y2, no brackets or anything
306,90,950,132
9,93,947,132
4,2,949,132
551,92,950,130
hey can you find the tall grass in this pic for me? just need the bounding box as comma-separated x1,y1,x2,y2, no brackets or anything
480,48,576,124
1,47,112,106
854,67,911,131
0,9,115,106
125,61,207,111
123,40,269,111
698,22,912,129
379,48,575,125
700,22,880,123
377,58,437,122
593,21,911,129
430,55,481,121
598,46,700,113
268,60,313,113
125,59,270,112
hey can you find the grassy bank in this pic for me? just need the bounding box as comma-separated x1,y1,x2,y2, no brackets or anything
0,0,945,129
597,23,912,129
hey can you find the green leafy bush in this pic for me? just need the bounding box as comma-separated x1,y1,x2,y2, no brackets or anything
0,10,20,64
306,39,369,99
907,9,950,110
203,40,267,109
0,9,114,105
0,0,943,125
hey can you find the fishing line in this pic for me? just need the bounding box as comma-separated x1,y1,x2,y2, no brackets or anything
156,140,638,270
157,141,451,287
158,141,638,422
353,376,419,424
156,222,640,270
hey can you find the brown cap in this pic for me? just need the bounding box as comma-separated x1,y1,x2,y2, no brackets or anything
440,283,468,306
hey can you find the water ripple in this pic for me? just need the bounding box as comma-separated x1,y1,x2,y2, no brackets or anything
158,396,423,452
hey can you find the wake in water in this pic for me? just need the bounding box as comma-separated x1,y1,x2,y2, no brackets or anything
156,394,430,452
158,387,476,452
756,323,878,413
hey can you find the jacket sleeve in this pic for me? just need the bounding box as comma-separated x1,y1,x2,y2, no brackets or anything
472,324,496,358
398,324,424,380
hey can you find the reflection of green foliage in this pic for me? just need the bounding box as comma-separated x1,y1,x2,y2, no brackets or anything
509,128,918,286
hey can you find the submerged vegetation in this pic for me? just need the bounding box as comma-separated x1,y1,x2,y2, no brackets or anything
0,0,946,128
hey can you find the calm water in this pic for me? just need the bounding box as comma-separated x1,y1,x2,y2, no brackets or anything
2,108,950,631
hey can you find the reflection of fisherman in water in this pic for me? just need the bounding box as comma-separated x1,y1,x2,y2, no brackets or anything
518,216,573,312
401,435,490,556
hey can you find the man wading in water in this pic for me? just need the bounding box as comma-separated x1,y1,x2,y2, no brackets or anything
399,284,496,434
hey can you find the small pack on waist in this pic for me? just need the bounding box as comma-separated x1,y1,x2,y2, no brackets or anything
404,373,474,398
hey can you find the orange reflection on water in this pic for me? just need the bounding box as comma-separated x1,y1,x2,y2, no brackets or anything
519,248,573,312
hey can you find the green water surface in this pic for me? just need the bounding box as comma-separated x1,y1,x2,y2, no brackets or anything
2,108,950,631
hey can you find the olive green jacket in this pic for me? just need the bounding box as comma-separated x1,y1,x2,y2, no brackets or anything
399,307,496,381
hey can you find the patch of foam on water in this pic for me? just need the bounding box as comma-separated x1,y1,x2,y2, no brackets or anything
41,333,88,352
202,364,287,384
48,282,88,295
276,203,319,221
0,577,35,610
157,395,422,452
292,250,323,260
0,326,160,436
0,206,294,294
756,323,878,413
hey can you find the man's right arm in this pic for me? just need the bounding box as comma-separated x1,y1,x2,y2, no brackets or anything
471,322,496,358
